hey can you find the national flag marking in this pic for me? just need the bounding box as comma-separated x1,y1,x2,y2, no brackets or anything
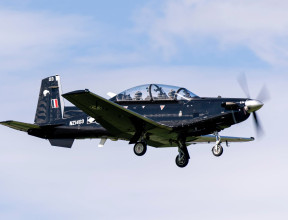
51,99,59,108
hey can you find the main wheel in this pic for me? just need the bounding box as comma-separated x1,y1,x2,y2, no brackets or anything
133,142,147,156
212,144,223,157
175,155,189,168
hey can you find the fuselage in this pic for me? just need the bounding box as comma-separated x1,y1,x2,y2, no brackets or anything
29,97,250,143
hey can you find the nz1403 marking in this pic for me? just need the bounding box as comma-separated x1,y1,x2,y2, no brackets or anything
69,119,85,126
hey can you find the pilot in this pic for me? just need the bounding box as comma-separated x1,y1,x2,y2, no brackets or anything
168,89,176,99
134,91,142,100
155,87,168,100
116,94,123,101
123,94,132,100
183,90,191,98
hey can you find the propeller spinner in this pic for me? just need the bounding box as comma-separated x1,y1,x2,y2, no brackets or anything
244,99,264,113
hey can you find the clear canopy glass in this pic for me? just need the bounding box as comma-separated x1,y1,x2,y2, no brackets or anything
116,84,198,101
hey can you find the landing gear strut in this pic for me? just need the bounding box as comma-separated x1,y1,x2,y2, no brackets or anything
212,132,223,157
133,141,147,156
175,141,190,168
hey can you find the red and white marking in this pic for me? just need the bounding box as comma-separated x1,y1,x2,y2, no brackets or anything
51,99,59,108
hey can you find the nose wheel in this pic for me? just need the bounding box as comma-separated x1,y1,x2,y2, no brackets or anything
133,142,147,156
212,144,223,157
212,131,224,157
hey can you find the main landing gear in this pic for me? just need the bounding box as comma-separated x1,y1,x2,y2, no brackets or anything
133,141,147,156
212,132,223,157
132,132,223,167
175,141,190,168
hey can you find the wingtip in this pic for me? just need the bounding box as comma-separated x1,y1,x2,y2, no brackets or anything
0,120,12,124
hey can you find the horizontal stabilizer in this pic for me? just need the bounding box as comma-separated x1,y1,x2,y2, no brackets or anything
49,139,74,148
0,120,41,132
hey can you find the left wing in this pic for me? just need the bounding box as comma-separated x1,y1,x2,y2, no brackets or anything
63,90,173,144
189,135,254,144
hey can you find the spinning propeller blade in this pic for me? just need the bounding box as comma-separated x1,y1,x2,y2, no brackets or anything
252,112,264,137
257,85,270,103
238,73,251,98
238,74,268,137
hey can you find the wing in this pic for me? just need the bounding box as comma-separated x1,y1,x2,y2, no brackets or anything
189,134,254,144
62,90,254,147
0,120,41,132
62,90,173,144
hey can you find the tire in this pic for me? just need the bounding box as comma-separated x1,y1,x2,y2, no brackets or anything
175,155,189,168
212,144,223,157
133,142,147,156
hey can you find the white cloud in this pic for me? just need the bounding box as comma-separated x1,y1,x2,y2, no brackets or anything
136,0,288,66
75,51,145,66
0,8,96,71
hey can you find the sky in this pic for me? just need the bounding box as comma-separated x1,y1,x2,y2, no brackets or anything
0,0,287,219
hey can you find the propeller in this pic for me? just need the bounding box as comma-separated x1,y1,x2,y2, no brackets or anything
238,73,269,137
252,111,262,135
238,73,251,98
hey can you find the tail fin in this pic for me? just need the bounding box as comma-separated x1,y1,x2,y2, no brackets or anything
34,75,65,124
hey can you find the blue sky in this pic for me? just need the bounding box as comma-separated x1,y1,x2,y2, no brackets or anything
0,0,287,220
0,0,276,74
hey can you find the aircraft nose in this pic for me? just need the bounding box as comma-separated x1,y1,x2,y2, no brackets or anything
244,99,264,113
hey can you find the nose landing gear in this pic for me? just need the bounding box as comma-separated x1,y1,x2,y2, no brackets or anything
212,144,223,157
212,132,223,157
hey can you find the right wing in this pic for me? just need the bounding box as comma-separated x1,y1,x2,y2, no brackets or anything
0,120,64,132
0,120,41,132
189,135,254,144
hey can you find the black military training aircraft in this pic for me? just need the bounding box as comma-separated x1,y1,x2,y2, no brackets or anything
0,75,265,168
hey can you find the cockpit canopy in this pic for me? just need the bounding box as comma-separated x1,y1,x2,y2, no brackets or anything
115,84,198,102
